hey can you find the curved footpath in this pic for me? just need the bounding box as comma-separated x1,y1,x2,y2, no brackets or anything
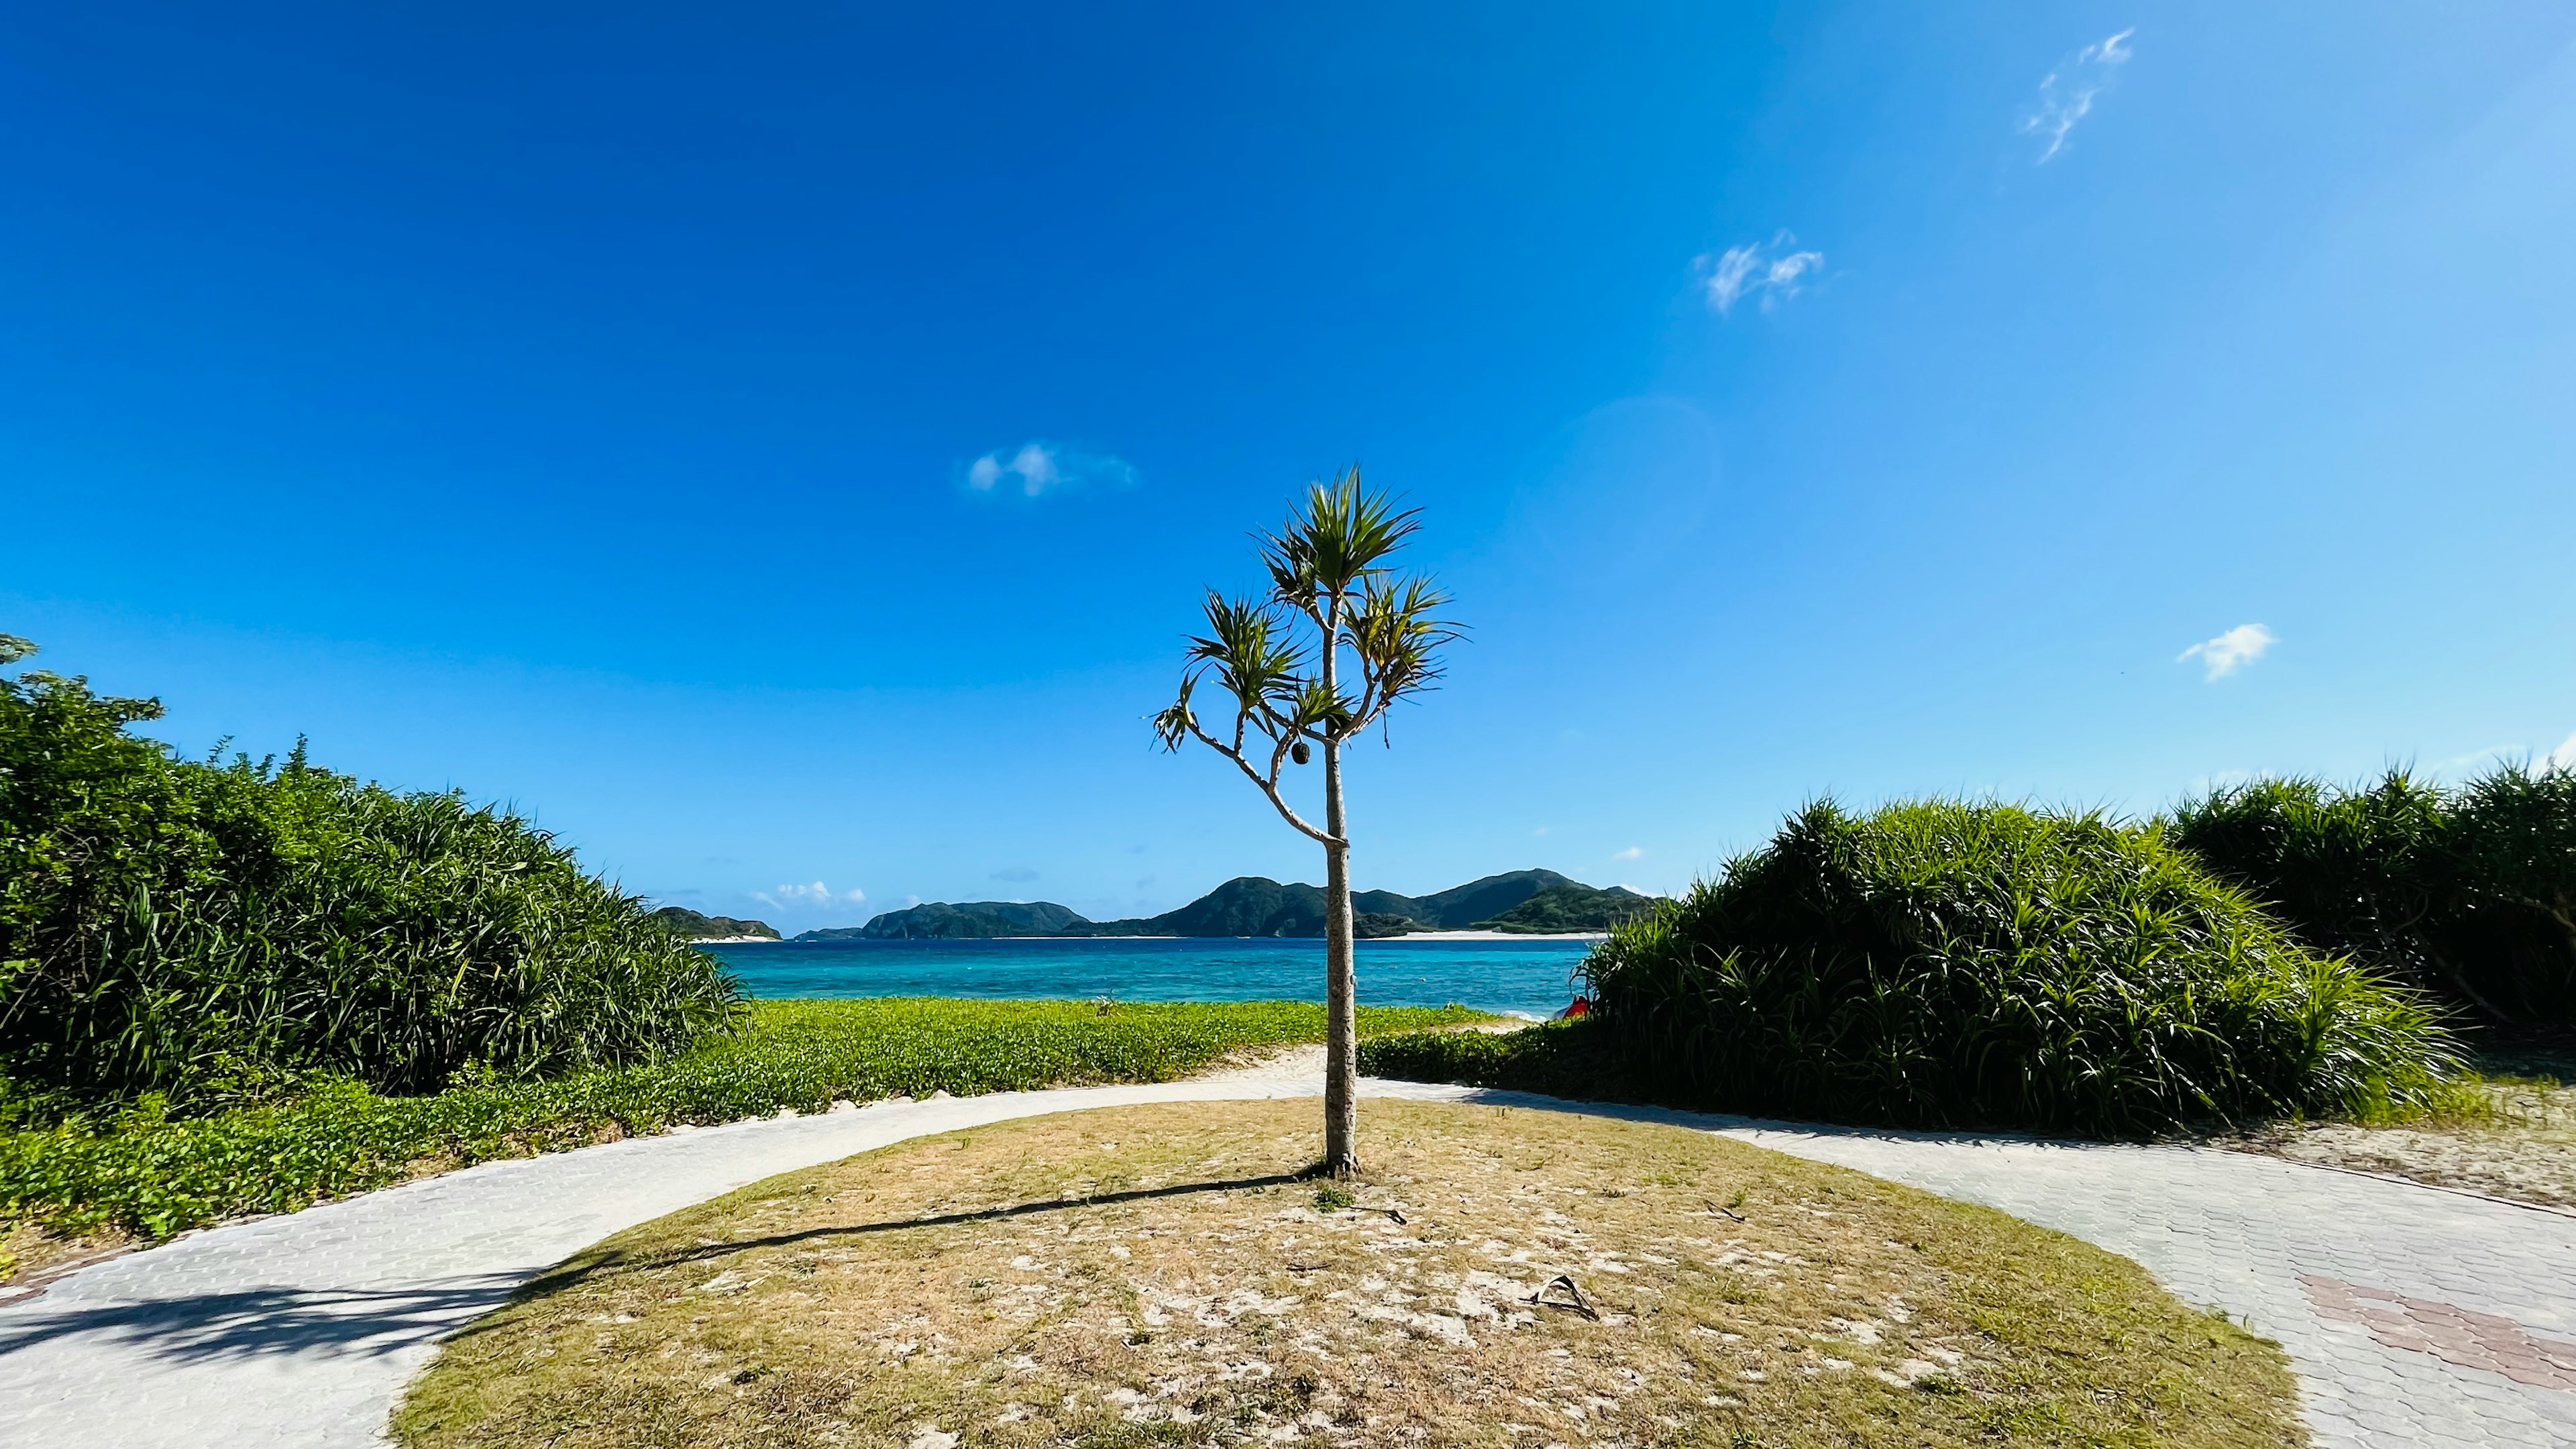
3,1066,2573,1449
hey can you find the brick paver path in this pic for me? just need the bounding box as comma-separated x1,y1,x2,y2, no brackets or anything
3,1073,2571,1448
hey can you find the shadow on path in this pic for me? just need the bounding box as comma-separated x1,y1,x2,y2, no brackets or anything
0,1274,525,1365
1411,1083,2088,1148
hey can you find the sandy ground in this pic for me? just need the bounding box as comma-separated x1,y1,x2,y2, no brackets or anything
2225,1076,2576,1213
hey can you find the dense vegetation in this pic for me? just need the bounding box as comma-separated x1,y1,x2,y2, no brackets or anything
0,638,737,1110
647,906,777,941
1479,882,1654,933
1375,801,2457,1136
1,998,1487,1253
2172,765,2576,1022
833,900,1087,939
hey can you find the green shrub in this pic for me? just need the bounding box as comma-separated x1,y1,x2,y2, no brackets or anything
1358,1019,1621,1099
2443,766,2576,1018
0,639,737,1105
1560,801,2453,1136
1,998,1487,1244
2172,765,2576,1022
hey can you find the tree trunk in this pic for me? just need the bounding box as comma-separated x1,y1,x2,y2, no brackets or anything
1320,736,1358,1178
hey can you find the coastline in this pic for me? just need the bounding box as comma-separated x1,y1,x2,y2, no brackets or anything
1395,929,1604,943
756,932,1605,944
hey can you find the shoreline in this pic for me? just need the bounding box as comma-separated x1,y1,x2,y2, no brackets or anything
1395,929,1604,942
740,932,1606,945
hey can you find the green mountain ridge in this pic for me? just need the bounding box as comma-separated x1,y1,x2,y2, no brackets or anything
1477,883,1654,933
819,900,1090,940
793,870,1647,941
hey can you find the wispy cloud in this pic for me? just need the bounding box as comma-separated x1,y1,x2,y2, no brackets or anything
2436,744,2519,774
2548,731,2576,772
2022,28,2135,163
755,880,867,910
963,440,1135,498
1695,231,1823,315
2178,623,2276,681
1612,845,1644,861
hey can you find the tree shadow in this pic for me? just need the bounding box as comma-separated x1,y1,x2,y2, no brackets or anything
0,1273,527,1365
535,1169,1318,1291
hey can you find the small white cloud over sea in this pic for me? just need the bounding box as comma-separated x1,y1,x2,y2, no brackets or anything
1695,232,1823,315
963,441,1135,498
2178,623,2275,681
756,880,866,910
2022,28,2135,163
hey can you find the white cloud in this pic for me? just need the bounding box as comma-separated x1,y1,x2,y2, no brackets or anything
2021,27,2135,163
963,439,1134,498
2547,731,2576,772
1695,232,1824,315
1612,845,1644,861
754,880,867,910
2177,623,2276,681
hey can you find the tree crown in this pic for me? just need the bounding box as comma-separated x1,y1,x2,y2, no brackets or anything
1153,469,1459,845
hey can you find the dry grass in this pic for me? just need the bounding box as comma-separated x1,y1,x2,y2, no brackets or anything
394,1100,2300,1449
0,1219,135,1293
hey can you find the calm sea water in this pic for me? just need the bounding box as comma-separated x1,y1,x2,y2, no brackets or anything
696,936,1597,1019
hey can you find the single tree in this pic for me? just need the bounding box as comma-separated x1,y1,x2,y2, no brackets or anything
1155,468,1459,1176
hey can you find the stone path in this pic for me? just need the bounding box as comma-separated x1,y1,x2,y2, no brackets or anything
3,1069,2572,1448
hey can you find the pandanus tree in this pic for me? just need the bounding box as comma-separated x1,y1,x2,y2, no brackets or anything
1154,469,1459,1176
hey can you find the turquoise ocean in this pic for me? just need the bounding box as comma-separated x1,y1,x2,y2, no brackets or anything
698,936,1596,1019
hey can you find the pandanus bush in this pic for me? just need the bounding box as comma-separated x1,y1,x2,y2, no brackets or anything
1580,800,2455,1135
0,635,737,1110
2173,765,2576,1022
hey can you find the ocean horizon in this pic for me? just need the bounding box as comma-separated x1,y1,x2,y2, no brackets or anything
696,935,1597,1019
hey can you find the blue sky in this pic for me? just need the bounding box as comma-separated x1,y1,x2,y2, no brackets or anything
8,4,2575,931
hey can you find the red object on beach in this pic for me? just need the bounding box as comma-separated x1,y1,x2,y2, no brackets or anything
1556,995,1590,1020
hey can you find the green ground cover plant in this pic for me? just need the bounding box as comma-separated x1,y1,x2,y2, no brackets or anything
1373,801,2457,1136
0,636,733,1107
2172,765,2576,1022
0,998,1485,1257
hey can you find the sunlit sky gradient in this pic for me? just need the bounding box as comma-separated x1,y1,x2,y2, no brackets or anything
9,5,2575,930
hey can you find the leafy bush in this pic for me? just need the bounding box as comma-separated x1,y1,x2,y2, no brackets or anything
1,998,1487,1245
1506,802,2453,1136
1359,1018,1619,1098
2172,765,2576,1022
0,637,736,1105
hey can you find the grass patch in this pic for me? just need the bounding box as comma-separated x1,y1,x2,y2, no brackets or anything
0,998,1487,1262
392,1099,2302,1449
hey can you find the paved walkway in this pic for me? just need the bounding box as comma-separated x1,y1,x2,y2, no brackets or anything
3,1069,2572,1448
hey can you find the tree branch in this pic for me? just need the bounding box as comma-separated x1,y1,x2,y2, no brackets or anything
1187,718,1340,846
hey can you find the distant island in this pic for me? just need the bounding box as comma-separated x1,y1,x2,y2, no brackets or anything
790,870,1656,941
648,906,780,941
800,900,1087,941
